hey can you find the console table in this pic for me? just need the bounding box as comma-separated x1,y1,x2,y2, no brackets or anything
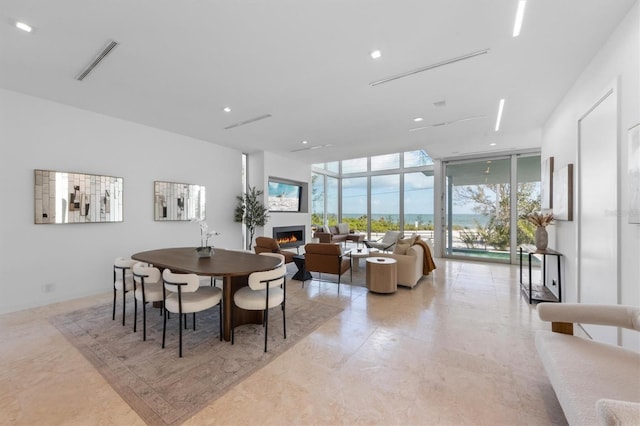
519,245,562,304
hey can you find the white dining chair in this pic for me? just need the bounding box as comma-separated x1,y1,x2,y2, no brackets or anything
113,257,136,326
132,262,164,341
231,252,287,352
162,269,223,357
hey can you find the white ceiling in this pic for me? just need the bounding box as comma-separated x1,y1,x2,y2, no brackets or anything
0,0,635,163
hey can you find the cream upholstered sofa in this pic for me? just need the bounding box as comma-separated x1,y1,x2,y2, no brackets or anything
374,238,431,288
535,303,640,426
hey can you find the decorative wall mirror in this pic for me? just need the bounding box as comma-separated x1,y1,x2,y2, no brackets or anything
34,169,124,224
154,181,205,221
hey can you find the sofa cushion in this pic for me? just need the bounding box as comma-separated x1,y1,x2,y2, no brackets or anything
393,239,412,255
337,223,349,235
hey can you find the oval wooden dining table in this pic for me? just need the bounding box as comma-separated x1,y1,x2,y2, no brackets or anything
131,247,281,341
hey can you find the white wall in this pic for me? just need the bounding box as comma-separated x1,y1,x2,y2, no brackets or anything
541,3,639,348
0,89,243,314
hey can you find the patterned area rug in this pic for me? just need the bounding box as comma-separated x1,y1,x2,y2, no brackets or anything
50,279,343,426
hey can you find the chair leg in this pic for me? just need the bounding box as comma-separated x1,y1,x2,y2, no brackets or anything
219,301,223,341
264,307,269,352
282,303,286,339
122,289,126,326
193,312,196,331
142,302,147,341
231,303,235,345
133,298,138,333
162,308,167,348
178,311,183,358
112,288,116,321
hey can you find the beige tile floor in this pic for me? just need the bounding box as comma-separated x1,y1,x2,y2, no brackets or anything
0,258,567,425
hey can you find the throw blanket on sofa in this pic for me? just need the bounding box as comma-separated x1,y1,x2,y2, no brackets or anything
414,239,436,274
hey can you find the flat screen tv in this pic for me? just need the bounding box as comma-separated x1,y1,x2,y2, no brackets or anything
268,180,302,212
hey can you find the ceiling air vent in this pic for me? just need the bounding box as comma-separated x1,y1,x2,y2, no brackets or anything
224,114,273,130
76,40,119,81
409,115,486,132
370,48,489,87
290,143,332,153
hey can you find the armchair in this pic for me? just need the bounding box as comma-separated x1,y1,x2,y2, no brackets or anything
254,237,295,264
363,230,402,252
535,303,640,426
303,243,352,293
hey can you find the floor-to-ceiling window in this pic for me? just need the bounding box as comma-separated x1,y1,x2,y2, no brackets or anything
404,171,434,242
516,155,542,247
326,176,339,226
311,172,325,228
341,176,368,233
312,150,433,240
371,174,400,239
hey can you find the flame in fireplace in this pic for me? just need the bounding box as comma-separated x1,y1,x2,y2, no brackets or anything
277,235,298,245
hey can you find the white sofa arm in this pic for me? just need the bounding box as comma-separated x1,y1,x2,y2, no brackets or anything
596,399,640,426
537,303,640,331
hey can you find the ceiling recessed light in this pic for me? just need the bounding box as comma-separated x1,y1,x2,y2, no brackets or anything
223,107,231,113
513,0,527,37
15,22,32,32
370,50,382,59
413,117,423,122
490,142,497,146
495,98,505,132
301,140,308,144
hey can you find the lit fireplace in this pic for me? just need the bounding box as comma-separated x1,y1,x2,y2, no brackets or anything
273,225,305,249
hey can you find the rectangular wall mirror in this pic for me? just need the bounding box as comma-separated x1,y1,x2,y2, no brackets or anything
154,181,205,221
34,169,124,224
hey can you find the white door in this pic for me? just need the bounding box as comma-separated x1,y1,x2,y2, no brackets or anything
578,85,619,345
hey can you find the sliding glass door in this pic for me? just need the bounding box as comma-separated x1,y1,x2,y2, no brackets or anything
444,154,541,262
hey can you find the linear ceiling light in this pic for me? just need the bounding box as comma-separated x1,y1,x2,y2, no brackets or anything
408,115,486,131
76,40,119,81
513,1,527,37
370,48,489,87
15,21,32,32
495,99,505,131
224,114,272,130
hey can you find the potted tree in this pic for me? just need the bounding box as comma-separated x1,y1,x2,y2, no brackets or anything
234,186,269,250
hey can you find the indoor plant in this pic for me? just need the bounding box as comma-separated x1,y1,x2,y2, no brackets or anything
234,186,269,250
192,218,219,257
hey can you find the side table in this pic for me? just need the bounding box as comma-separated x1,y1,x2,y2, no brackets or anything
292,255,312,281
366,257,397,293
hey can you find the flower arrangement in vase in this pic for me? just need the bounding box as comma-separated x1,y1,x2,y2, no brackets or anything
192,218,220,257
526,212,554,250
